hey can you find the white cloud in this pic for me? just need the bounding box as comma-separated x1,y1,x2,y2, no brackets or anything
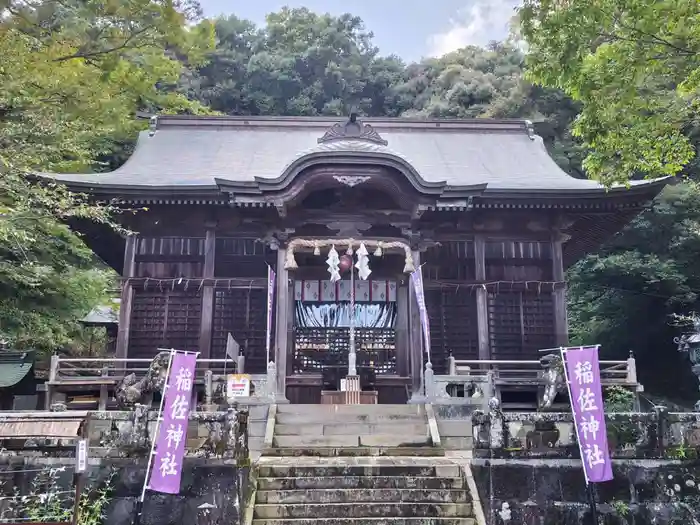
427,0,522,57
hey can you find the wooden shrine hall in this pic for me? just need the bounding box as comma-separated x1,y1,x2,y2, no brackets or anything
43,114,667,404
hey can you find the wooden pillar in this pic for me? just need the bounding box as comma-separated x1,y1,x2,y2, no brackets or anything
115,234,137,360
408,249,423,397
198,227,216,360
274,245,290,399
474,235,490,361
395,283,410,377
552,233,569,345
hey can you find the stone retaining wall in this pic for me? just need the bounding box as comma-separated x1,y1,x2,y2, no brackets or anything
0,457,248,525
471,458,700,525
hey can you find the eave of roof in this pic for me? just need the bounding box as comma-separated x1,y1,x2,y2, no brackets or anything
36,114,670,200
0,350,35,388
81,299,120,326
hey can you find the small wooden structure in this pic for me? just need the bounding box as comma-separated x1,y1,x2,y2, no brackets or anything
0,350,38,410
42,114,667,405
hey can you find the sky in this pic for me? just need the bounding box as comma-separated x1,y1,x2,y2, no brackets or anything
198,0,522,63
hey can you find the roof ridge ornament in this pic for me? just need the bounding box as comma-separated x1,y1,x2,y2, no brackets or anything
318,112,388,146
525,120,535,141
149,116,158,137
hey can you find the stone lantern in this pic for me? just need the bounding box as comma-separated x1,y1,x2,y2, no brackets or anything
673,315,700,410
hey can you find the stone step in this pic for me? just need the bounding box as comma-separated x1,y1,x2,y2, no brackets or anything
257,463,461,479
274,423,428,436
244,405,270,419
275,413,425,425
275,405,424,416
256,488,469,504
272,434,433,449
274,435,360,448
249,436,264,450
257,476,464,491
359,434,431,447
441,437,472,450
249,422,267,438
252,519,475,525
262,447,445,457
436,420,472,438
274,424,325,436
253,502,472,519
325,423,427,436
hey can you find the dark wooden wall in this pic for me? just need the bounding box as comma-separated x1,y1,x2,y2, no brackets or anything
125,234,276,372
134,237,205,278
422,238,557,371
122,231,559,374
129,288,202,358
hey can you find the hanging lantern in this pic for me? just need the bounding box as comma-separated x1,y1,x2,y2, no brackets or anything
339,254,353,273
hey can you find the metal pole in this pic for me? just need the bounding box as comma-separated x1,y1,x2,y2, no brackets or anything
586,483,599,524
135,349,175,525
560,346,600,524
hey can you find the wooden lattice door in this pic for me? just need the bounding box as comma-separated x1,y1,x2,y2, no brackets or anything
128,289,202,358
488,291,555,360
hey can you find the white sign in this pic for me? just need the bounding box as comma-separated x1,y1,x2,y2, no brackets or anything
76,439,88,473
227,374,251,401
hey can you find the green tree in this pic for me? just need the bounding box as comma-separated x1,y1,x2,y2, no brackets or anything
519,0,700,186
0,0,214,353
568,182,700,399
190,8,399,117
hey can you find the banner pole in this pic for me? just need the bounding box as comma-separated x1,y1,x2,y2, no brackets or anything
135,349,175,525
560,345,599,523
265,264,272,366
586,483,599,525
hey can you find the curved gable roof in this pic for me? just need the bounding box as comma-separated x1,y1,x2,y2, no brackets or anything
42,115,665,196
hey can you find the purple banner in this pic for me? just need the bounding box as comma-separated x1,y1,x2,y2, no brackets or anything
563,346,613,483
410,266,431,355
266,266,276,362
148,351,197,494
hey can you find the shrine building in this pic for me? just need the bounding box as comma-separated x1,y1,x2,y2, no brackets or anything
44,114,666,404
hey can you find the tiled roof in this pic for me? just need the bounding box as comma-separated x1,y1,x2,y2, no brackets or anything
41,115,666,195
0,351,34,388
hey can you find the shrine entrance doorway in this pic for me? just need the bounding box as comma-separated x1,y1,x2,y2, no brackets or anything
283,241,414,404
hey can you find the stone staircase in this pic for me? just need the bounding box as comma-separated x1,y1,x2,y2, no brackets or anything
252,456,475,525
246,404,270,460
268,404,440,455
245,404,477,524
